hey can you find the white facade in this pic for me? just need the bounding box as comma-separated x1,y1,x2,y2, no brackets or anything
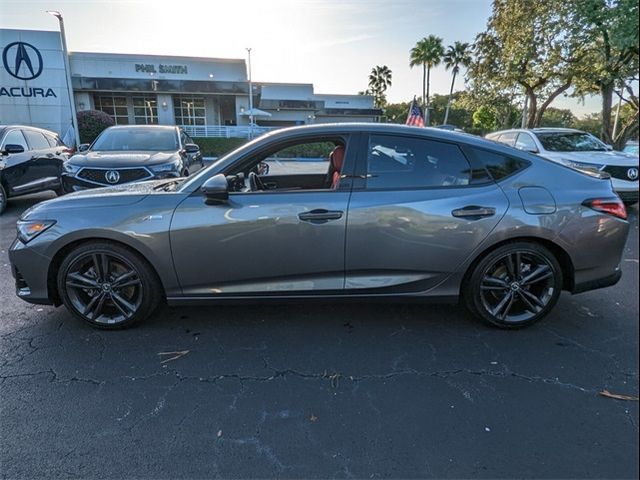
1,28,381,137
0,29,74,137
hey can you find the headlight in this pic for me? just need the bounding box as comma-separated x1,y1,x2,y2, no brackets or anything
149,160,181,173
63,162,81,174
17,220,56,243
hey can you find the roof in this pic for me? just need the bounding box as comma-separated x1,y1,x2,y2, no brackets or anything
0,124,58,134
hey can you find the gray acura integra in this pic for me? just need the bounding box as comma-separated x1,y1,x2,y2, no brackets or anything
9,124,630,329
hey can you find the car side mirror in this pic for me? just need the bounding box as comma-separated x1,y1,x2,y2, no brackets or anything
201,174,229,204
525,146,538,153
184,143,200,154
1,144,25,155
78,143,90,152
605,144,614,151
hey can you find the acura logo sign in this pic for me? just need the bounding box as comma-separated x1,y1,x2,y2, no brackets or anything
628,168,639,181
2,42,43,80
105,170,120,184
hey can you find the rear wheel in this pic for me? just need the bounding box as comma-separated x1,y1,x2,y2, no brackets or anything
57,241,162,329
465,242,562,328
0,184,6,214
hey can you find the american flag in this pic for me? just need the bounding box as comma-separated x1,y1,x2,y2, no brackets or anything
406,99,425,127
405,98,424,127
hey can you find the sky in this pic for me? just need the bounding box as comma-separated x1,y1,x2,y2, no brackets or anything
1,0,601,116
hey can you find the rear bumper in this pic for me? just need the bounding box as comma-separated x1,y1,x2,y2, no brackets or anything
572,267,622,294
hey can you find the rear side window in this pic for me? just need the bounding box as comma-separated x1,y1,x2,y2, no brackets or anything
45,134,64,147
366,135,472,189
468,147,530,180
23,130,50,150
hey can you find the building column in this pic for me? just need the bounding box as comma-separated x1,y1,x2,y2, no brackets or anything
157,94,175,125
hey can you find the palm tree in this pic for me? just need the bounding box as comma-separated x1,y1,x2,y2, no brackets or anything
443,41,472,125
367,65,393,108
409,35,444,125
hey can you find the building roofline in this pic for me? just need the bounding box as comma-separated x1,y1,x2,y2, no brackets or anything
69,51,246,64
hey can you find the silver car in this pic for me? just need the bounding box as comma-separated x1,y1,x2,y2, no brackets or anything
9,124,630,329
486,128,639,205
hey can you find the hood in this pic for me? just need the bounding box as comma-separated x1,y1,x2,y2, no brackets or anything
20,179,175,219
68,150,178,167
541,150,639,167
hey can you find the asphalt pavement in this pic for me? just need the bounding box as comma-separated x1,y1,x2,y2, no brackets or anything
1,192,638,479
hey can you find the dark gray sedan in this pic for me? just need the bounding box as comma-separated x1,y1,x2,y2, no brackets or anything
9,124,629,329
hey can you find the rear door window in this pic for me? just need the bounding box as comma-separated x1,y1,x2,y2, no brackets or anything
23,130,51,150
515,133,537,152
497,132,517,147
366,134,472,189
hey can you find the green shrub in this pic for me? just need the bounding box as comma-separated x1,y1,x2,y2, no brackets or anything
192,137,247,157
77,110,115,143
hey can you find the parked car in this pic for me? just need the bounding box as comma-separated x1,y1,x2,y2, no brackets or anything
10,123,629,329
0,125,72,214
486,128,639,205
61,125,204,192
623,140,639,155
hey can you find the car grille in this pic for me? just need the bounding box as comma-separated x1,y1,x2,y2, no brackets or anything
77,168,152,185
603,165,639,181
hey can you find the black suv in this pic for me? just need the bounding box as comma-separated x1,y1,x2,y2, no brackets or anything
61,125,204,192
0,125,72,214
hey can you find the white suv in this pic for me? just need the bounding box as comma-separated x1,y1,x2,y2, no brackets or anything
486,128,639,204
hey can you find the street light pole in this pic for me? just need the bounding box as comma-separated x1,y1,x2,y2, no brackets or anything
246,47,254,140
47,10,80,148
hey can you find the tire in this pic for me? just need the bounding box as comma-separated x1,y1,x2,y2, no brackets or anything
181,169,189,177
57,241,162,329
0,184,6,215
464,242,563,329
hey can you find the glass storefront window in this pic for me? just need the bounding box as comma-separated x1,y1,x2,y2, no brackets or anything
94,95,129,124
132,95,158,124
174,95,206,126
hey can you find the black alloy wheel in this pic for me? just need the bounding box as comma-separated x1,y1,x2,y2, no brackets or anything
466,242,562,328
58,241,161,328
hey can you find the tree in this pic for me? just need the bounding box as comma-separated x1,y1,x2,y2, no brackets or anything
410,35,444,126
469,0,583,128
382,101,411,124
539,107,577,128
570,0,639,146
443,41,472,125
367,65,393,108
473,105,499,133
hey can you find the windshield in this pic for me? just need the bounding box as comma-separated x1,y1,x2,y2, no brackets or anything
92,128,179,151
536,132,607,152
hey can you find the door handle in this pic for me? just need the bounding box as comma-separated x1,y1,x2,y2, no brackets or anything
451,206,496,219
298,209,343,224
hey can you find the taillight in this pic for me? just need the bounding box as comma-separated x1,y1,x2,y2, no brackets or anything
582,198,628,220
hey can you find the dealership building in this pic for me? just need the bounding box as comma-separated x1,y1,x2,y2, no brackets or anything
1,28,381,142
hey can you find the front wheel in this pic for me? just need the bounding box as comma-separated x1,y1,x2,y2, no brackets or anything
464,242,563,328
57,241,162,329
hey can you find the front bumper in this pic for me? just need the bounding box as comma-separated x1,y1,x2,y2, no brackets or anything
9,237,56,305
611,177,638,203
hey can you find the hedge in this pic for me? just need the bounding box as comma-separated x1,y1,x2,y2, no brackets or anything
192,138,247,157
192,138,338,159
